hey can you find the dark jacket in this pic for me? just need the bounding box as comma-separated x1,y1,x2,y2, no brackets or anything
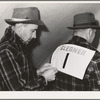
50,36,100,91
0,26,46,91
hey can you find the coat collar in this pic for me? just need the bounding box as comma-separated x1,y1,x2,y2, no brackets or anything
1,26,27,54
72,36,88,43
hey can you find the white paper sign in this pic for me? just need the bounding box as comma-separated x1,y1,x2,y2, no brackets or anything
51,44,95,80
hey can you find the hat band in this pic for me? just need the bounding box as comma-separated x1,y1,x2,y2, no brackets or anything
11,18,31,21
73,22,98,27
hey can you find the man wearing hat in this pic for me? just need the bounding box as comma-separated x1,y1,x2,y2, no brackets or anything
50,12,100,91
0,7,57,91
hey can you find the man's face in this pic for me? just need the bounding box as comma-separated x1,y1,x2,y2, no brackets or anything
20,24,38,44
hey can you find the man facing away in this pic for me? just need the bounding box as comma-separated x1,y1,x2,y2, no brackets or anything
50,12,100,91
0,7,57,91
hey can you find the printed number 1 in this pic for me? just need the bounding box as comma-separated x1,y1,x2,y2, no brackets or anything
63,53,69,69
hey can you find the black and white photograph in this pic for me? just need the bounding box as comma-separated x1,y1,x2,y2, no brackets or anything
0,1,100,99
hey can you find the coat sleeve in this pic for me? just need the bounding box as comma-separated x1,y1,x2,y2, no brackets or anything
0,49,46,91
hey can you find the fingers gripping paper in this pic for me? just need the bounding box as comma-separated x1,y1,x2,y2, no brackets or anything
51,44,95,80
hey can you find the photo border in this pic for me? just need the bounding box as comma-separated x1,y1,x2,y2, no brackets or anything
0,1,100,99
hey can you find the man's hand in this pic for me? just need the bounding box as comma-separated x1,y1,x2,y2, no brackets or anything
41,67,58,82
37,63,55,75
37,63,58,83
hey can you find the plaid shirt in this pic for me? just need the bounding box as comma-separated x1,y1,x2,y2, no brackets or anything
49,36,100,91
0,26,46,91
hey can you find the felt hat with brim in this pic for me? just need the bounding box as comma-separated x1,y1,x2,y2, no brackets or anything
5,7,44,25
67,12,100,30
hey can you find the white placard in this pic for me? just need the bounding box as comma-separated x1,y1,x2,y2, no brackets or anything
51,44,95,80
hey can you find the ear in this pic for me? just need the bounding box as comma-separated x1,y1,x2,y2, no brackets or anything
86,28,92,39
16,23,23,33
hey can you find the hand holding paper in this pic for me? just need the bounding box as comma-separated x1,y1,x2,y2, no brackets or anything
37,63,58,82
41,67,58,82
37,63,56,75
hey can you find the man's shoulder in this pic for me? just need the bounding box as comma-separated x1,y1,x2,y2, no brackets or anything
0,41,10,51
0,41,18,55
92,52,100,63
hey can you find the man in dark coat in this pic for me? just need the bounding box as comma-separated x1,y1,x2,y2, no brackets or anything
0,7,57,91
50,12,100,91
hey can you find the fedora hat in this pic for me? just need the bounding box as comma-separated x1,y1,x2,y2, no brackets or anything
67,12,100,29
5,7,44,25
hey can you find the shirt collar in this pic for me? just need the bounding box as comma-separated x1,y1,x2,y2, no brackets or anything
72,36,88,43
